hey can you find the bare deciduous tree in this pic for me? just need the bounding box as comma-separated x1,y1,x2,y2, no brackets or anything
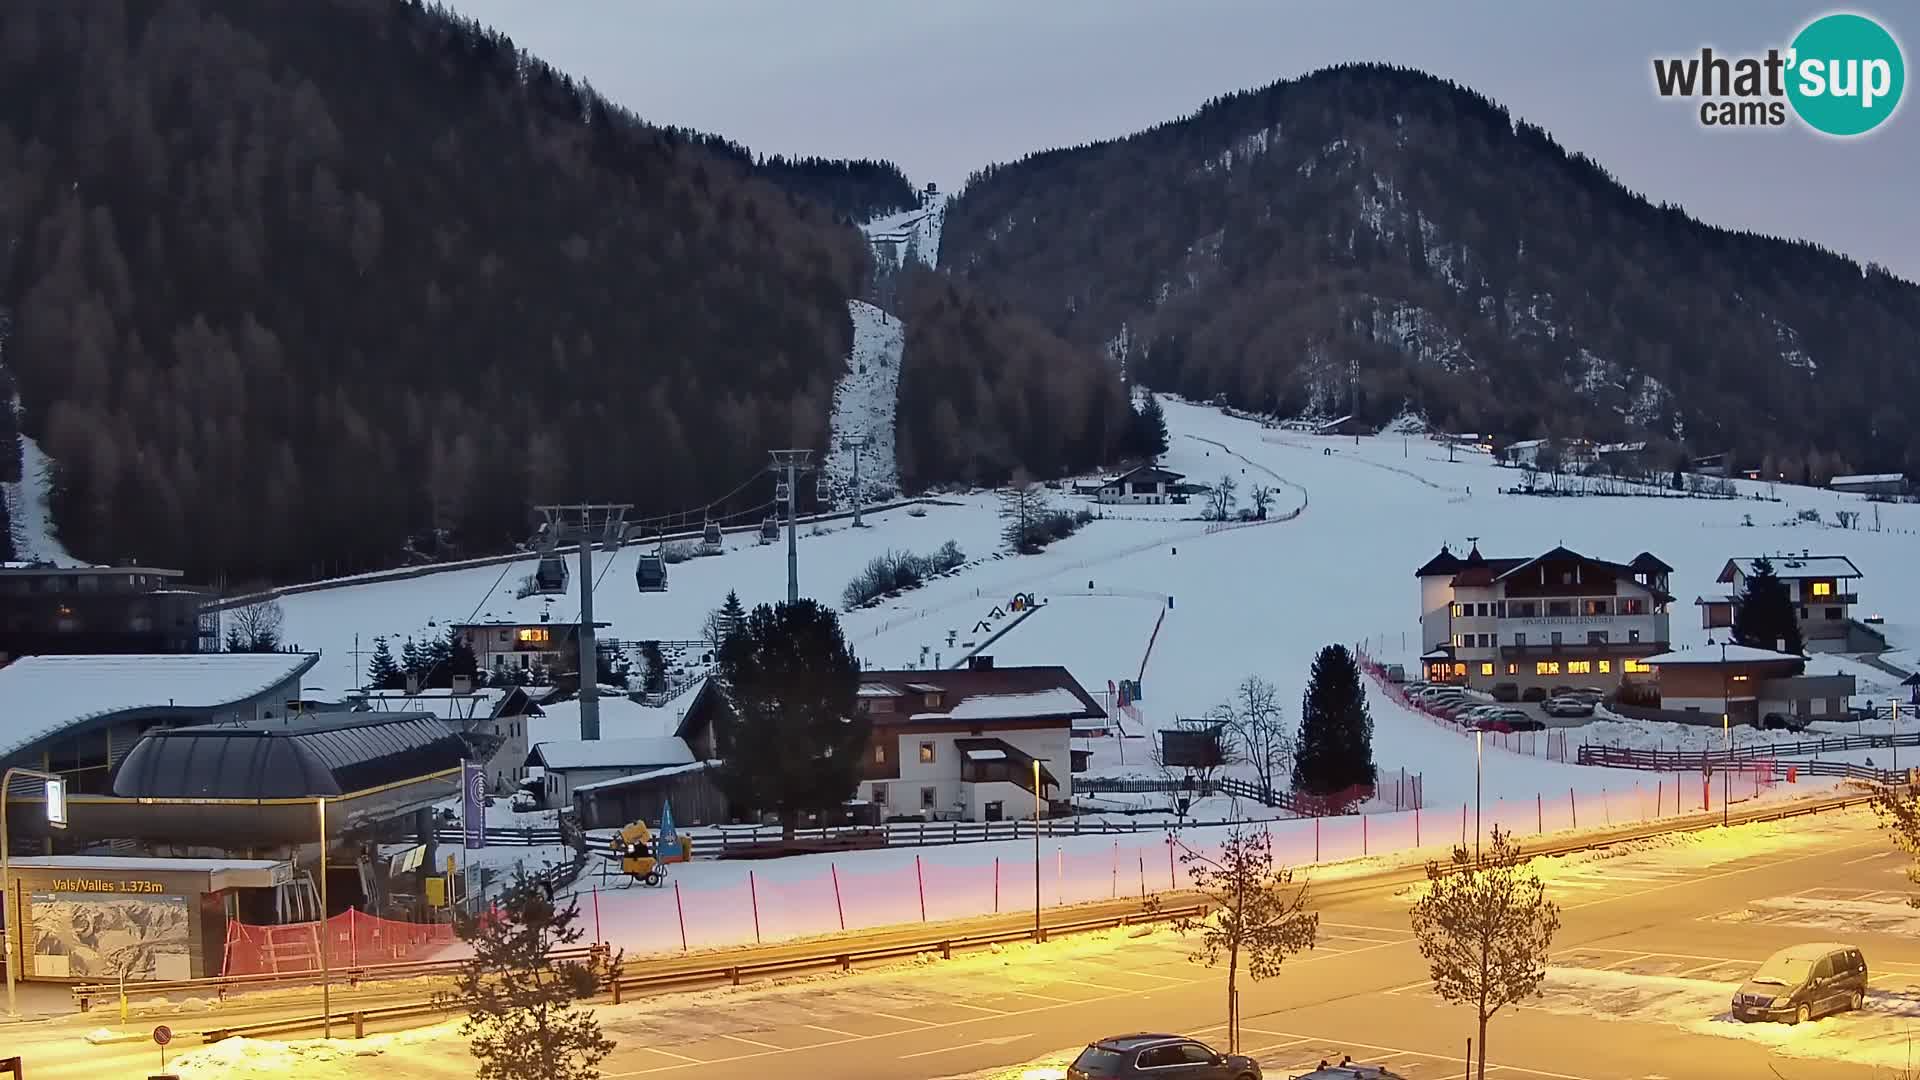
224,598,284,652
1870,782,1920,906
1209,675,1292,799
1168,826,1318,1052
1248,483,1274,519
1409,827,1562,1080
997,480,1050,553
1206,474,1238,521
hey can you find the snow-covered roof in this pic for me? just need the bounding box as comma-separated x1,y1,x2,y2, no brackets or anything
1721,555,1862,581
571,760,713,793
962,747,1008,761
937,688,1091,722
0,652,319,761
529,736,694,771
857,684,905,698
1641,645,1805,666
1830,473,1906,486
1504,439,1548,450
1596,441,1647,454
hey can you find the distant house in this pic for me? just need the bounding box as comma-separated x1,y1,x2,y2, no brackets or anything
452,620,609,677
342,684,542,794
1595,441,1649,474
853,658,1103,822
1496,438,1595,471
0,563,217,663
1497,439,1549,468
1641,644,1854,725
1828,473,1911,497
1697,554,1870,652
1098,464,1186,505
527,736,697,806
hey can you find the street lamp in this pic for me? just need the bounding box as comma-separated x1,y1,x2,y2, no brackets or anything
1721,640,1730,828
2,766,67,1016
1474,728,1483,863
1032,758,1043,940
317,797,331,1038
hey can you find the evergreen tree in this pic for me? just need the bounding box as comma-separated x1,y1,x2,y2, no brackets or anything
1731,556,1805,656
719,590,746,641
1130,394,1171,458
400,636,423,685
713,599,866,838
1293,644,1376,801
638,640,667,695
424,629,455,688
448,625,480,685
442,869,616,1080
367,636,403,690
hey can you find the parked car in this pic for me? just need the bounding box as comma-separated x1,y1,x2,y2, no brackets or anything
1543,696,1596,718
1762,712,1811,732
1489,682,1521,703
1732,943,1867,1024
1503,715,1547,732
1521,686,1549,703
1459,705,1507,725
1291,1061,1408,1079
1068,1034,1262,1079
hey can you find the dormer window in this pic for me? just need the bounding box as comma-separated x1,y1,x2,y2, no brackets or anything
924,692,944,709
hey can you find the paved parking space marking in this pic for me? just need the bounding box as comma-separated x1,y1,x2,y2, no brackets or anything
1601,952,1653,970
868,1011,935,1027
715,1033,782,1051
1245,1027,1604,1080
803,1023,860,1039
1846,850,1895,865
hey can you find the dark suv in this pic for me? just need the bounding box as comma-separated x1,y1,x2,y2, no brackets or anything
1068,1034,1262,1079
1732,943,1868,1023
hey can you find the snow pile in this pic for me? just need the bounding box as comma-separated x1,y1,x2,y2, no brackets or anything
172,1022,460,1079
825,300,904,499
2,427,78,565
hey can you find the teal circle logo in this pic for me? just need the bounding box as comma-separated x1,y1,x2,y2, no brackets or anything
1787,12,1905,136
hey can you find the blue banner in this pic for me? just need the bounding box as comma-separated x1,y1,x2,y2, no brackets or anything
462,762,486,850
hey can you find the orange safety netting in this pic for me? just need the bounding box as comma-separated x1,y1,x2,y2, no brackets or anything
221,909,458,976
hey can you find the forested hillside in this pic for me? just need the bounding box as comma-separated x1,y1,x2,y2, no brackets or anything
894,269,1132,492
943,64,1920,478
0,0,868,582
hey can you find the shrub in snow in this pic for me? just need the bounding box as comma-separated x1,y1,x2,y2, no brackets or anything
841,542,966,609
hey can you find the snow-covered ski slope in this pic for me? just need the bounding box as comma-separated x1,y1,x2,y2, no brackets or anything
278,395,1920,808
2,428,77,565
860,192,945,270
823,301,904,498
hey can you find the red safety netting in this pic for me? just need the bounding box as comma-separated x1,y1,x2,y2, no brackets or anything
221,909,457,976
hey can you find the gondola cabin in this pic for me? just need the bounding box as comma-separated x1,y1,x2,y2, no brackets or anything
531,556,570,595
635,553,668,592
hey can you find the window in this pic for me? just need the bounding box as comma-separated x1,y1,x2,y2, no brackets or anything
1583,599,1611,616
1598,660,1612,673
1535,661,1560,675
873,743,886,764
1731,673,1749,682
1618,598,1645,615
498,629,510,643
1624,659,1651,674
1452,603,1465,617
1508,601,1538,618
1177,1045,1217,1066
1588,630,1610,644
1453,663,1467,676
1514,632,1528,647
1547,600,1574,617
1480,663,1495,676
1551,631,1563,646
1451,634,1463,648
869,698,894,714
1825,607,1843,620
1566,661,1593,675
924,692,944,709
872,783,888,806
919,786,938,810
517,627,550,644
1506,663,1519,675
1477,603,1492,617
1628,629,1641,643
1812,581,1833,597
918,741,936,764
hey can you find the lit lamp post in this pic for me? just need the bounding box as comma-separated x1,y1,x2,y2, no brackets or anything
1721,639,1730,828
1032,758,1043,940
2,767,67,1016
317,796,331,1039
1474,728,1483,863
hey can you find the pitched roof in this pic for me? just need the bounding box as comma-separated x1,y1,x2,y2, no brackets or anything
1830,473,1907,486
1718,555,1863,583
0,652,320,762
1641,644,1805,666
1630,552,1674,574
1414,545,1462,578
861,665,1105,724
1108,463,1185,483
528,736,695,771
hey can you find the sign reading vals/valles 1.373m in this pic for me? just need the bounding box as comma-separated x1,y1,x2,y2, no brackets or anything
46,878,169,894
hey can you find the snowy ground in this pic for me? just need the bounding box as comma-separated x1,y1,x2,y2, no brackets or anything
861,192,946,270
2,427,77,564
825,300,906,500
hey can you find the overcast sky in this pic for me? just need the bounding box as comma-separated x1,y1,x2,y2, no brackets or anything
446,0,1918,279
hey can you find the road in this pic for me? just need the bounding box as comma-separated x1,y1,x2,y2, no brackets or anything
4,807,1906,1079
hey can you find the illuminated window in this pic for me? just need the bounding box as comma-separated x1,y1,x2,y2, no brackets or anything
1731,674,1750,682
516,627,550,644
1452,603,1465,617
1535,661,1560,675
873,743,886,764
1451,634,1463,648
1453,663,1467,676
1598,660,1612,674
1480,663,1495,676
1506,663,1518,675
919,741,936,764
1812,582,1833,597
1566,660,1593,675
1623,659,1651,674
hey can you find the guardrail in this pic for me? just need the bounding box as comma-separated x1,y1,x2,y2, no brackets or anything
1576,744,1909,784
198,901,1208,1043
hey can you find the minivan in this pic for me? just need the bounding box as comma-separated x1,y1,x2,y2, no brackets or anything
1732,943,1868,1024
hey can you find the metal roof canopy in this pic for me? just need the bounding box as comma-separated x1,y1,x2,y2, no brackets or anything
113,711,470,799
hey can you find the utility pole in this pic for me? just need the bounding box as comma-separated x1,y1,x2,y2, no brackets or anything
769,451,816,604
536,504,630,741
840,434,870,527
